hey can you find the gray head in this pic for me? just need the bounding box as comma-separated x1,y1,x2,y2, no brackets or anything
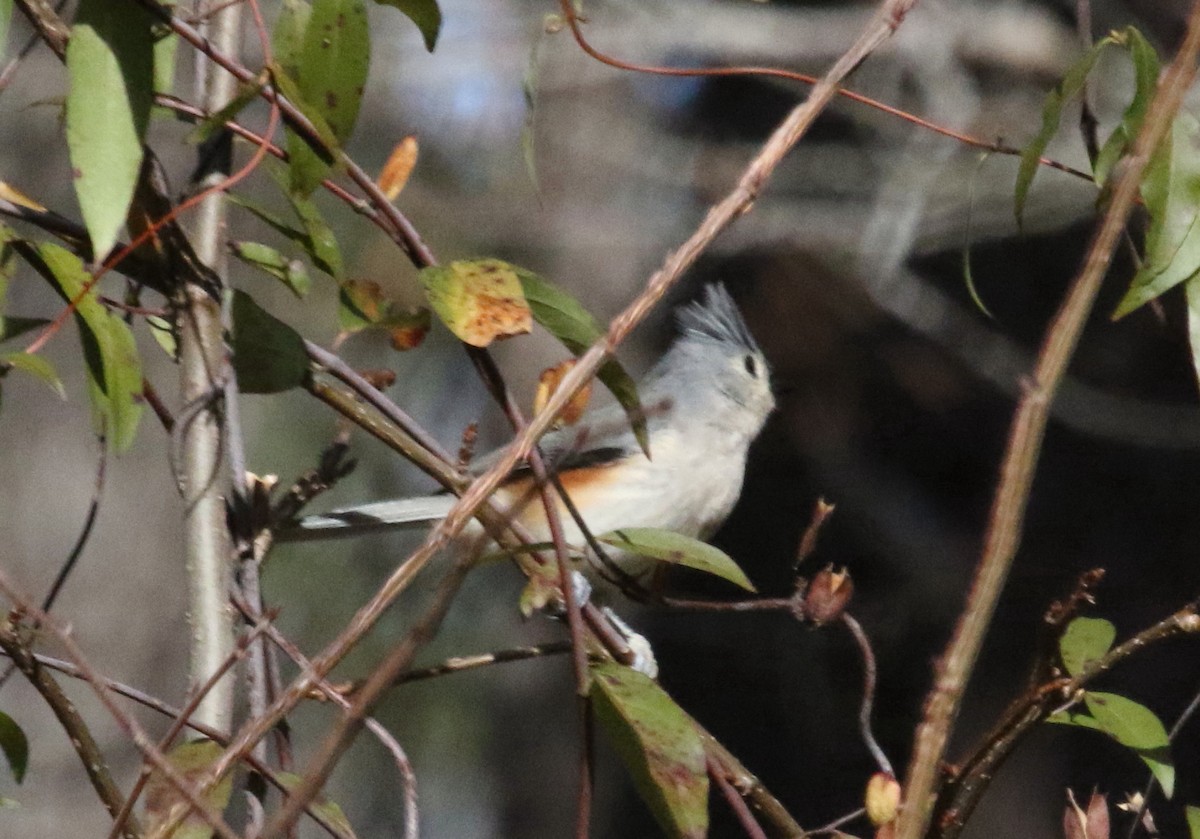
645,285,775,438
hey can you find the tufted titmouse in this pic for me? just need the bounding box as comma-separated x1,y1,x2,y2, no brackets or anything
286,285,775,594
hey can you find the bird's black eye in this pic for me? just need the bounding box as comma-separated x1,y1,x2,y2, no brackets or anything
743,354,759,377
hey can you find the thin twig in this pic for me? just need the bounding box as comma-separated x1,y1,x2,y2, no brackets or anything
257,552,477,839
239,607,420,839
106,619,272,839
0,572,240,839
0,621,144,839
934,602,1200,839
709,754,770,839
894,9,1200,838
0,647,355,839
842,613,893,776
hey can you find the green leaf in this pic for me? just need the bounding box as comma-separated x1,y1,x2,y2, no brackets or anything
145,314,177,359
229,192,310,247
1046,708,1104,732
516,268,648,455
272,0,311,68
590,662,708,839
272,0,369,196
231,189,341,279
231,241,311,297
152,26,178,96
269,63,340,196
1015,33,1116,226
66,0,153,259
1085,691,1174,797
1187,275,1200,392
0,0,13,55
276,773,359,838
0,711,28,784
374,0,440,51
597,528,756,592
230,290,309,393
143,740,233,839
1,352,65,399
1059,617,1115,678
283,189,343,278
1093,28,1160,186
20,242,143,450
1084,692,1169,750
1186,805,1200,839
1113,110,1200,318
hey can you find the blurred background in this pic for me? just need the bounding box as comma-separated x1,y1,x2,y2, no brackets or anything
2,0,1200,836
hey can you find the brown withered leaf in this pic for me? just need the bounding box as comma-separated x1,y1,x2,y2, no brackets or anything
378,135,419,200
338,279,430,350
534,359,591,425
1064,789,1110,839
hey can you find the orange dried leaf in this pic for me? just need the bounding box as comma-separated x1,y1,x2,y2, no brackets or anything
535,359,591,425
389,320,429,351
420,258,533,347
378,135,419,200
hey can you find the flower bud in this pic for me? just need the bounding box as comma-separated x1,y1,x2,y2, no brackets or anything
865,772,901,826
804,565,853,625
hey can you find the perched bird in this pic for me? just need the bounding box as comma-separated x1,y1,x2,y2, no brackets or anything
286,284,774,594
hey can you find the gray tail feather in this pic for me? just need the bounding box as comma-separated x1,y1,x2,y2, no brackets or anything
279,495,456,542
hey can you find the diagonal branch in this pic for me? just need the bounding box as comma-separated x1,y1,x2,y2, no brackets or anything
893,6,1200,837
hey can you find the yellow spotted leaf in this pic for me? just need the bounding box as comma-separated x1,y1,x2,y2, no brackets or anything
420,258,532,347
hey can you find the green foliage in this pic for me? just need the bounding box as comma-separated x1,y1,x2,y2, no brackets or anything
0,0,12,53
276,772,360,838
272,0,370,197
1049,690,1174,798
0,711,28,784
590,662,708,839
1014,32,1116,225
1186,805,1200,839
374,0,441,51
1092,29,1160,186
1112,111,1200,318
0,352,65,400
230,241,311,297
1058,617,1115,677
19,242,143,451
597,528,756,592
230,290,309,394
66,0,154,259
143,740,233,839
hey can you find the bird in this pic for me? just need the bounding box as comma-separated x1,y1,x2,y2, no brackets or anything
284,284,775,597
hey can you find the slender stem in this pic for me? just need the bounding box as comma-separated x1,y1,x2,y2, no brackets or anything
0,647,356,839
894,9,1200,838
0,621,143,839
178,0,241,734
709,755,770,839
